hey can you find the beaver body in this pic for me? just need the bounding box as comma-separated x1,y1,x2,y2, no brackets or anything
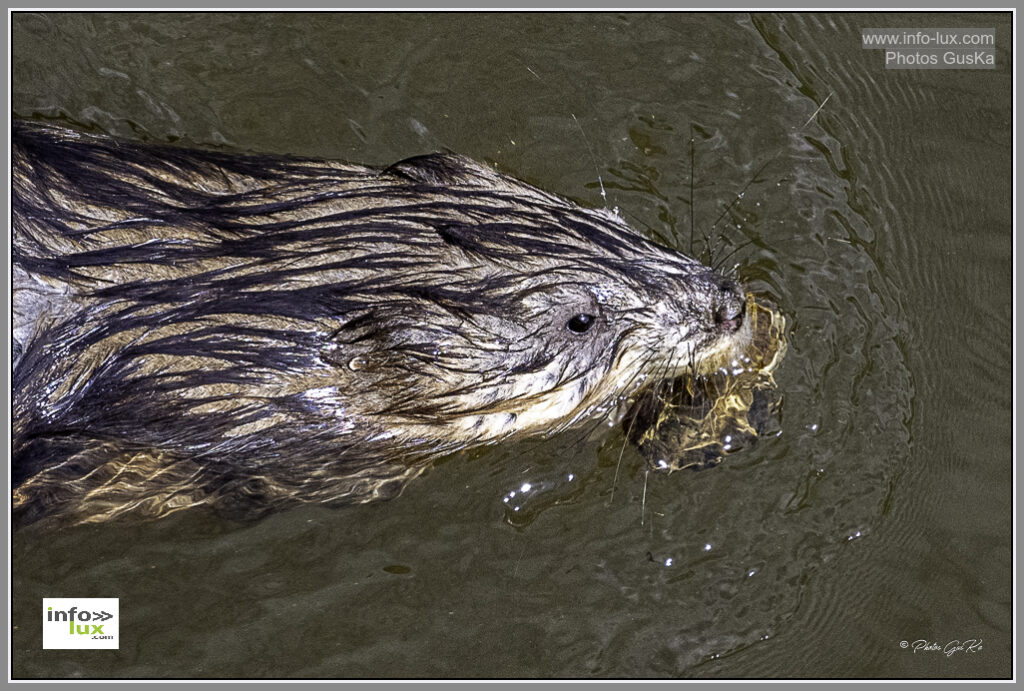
12,121,751,524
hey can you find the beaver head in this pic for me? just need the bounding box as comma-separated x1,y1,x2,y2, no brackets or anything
303,154,751,444
12,122,751,521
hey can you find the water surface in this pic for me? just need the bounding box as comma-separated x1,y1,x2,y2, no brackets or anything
11,11,1012,678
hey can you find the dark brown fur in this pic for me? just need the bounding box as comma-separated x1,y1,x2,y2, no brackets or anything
12,120,750,524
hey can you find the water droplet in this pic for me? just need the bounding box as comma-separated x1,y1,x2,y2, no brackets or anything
348,355,368,371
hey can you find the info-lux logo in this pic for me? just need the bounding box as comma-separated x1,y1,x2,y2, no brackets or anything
42,598,119,650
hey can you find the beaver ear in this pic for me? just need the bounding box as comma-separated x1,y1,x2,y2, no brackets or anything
382,153,496,187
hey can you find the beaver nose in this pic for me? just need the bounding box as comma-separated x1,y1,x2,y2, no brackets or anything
714,291,746,334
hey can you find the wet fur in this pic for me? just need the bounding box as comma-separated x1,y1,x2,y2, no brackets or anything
12,120,748,524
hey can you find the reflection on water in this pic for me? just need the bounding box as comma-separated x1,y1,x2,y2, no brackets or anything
11,11,1011,678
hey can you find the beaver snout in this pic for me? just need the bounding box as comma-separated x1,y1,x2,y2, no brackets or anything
713,286,747,334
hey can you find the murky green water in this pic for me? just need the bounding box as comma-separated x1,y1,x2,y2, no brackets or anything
11,11,1012,678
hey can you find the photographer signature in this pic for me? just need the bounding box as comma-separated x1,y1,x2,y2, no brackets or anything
899,639,983,657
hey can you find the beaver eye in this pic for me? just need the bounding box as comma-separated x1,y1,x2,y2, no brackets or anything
566,313,595,334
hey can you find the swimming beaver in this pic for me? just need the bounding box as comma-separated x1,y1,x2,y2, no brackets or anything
12,120,752,524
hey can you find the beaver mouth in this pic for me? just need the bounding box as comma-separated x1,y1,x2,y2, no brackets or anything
679,294,757,378
623,298,787,472
714,292,746,334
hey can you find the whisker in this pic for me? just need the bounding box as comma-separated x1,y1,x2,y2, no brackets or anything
641,468,649,527
571,113,608,208
688,124,696,257
712,238,757,275
608,339,663,504
705,157,776,239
